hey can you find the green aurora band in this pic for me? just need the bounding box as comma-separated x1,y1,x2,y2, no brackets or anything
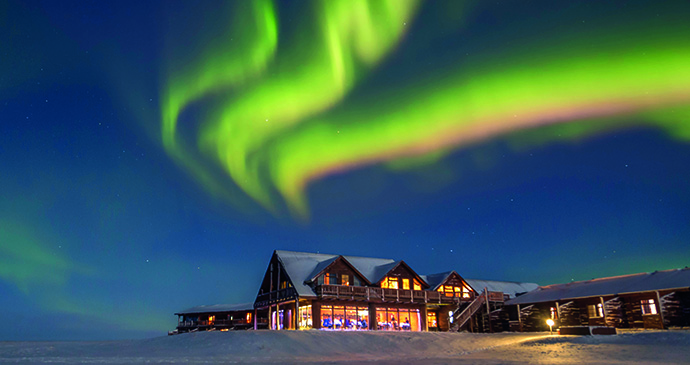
161,1,690,218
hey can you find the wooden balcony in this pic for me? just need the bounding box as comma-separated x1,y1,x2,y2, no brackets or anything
177,318,265,329
315,285,480,304
254,288,298,308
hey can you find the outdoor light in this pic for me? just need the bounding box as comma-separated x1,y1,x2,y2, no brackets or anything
546,319,555,334
449,311,454,324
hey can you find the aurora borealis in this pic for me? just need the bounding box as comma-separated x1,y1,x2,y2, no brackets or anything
1,0,690,340
161,0,690,217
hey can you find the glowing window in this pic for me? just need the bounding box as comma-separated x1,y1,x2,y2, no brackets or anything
402,279,410,290
641,299,658,315
246,312,252,323
413,279,422,291
381,277,389,289
388,278,399,289
341,274,350,286
427,312,437,328
587,303,604,318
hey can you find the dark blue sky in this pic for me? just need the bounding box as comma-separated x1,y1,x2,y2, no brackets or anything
1,0,689,340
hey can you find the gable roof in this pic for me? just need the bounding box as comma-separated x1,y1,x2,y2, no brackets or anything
274,250,399,297
420,271,458,290
506,268,690,306
307,255,372,285
420,271,538,298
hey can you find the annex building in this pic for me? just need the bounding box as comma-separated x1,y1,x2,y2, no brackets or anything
504,268,690,331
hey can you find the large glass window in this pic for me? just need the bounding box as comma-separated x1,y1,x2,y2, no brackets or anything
299,305,312,329
341,274,350,286
321,305,369,330
333,306,345,329
375,307,421,331
427,312,438,328
641,299,658,315
413,279,422,291
321,305,333,328
402,279,410,290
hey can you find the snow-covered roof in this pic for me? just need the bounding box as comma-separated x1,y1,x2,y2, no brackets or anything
274,250,398,297
420,271,538,298
175,302,254,315
464,279,539,299
419,271,455,290
506,268,690,305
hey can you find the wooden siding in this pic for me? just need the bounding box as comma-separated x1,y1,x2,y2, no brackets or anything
315,257,367,286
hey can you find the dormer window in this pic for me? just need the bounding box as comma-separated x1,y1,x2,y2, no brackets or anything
381,277,399,289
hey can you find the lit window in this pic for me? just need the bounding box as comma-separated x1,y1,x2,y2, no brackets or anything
641,299,658,315
388,277,399,289
413,279,422,291
341,274,350,286
587,303,604,318
427,312,437,328
246,313,252,323
402,279,410,290
324,273,336,285
381,277,389,289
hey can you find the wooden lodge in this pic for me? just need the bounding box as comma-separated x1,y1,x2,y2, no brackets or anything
504,268,690,332
172,251,690,335
250,250,536,332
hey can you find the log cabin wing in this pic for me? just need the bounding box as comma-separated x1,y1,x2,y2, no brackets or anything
505,268,690,331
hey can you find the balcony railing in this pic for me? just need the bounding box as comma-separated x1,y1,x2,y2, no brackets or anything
177,318,267,329
315,285,485,304
254,288,297,307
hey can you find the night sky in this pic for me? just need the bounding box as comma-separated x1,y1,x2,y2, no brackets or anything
1,0,689,340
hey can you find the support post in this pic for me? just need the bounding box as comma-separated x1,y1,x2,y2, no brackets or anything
656,291,665,329
276,302,280,330
556,301,561,322
295,298,299,330
485,288,492,333
268,305,273,330
517,304,522,331
254,308,258,330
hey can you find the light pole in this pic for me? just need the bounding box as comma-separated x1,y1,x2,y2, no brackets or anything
546,319,555,335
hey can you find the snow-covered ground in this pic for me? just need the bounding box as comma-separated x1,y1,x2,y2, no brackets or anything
1,330,688,364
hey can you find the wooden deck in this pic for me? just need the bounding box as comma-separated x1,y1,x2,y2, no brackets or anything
315,284,478,304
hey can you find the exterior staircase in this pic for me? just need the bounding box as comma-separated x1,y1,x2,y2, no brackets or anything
450,291,487,332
